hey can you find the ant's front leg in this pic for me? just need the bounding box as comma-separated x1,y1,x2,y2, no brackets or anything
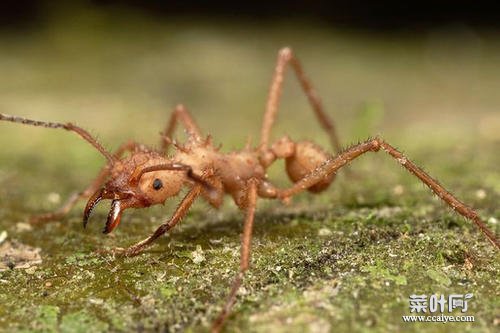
30,141,139,224
102,185,202,257
29,173,107,224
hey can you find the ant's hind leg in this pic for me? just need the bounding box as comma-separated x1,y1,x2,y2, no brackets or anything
276,138,499,249
30,141,139,224
161,104,203,151
260,47,342,155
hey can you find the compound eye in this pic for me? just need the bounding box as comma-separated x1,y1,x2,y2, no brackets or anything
152,178,163,190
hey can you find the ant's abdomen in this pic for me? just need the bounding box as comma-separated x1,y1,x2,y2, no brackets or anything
285,141,335,193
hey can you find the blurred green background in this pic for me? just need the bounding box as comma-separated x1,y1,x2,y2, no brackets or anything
0,2,499,333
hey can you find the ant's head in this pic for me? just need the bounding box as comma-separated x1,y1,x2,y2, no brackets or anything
83,152,208,234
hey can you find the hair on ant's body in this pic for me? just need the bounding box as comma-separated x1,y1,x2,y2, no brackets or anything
1,47,498,333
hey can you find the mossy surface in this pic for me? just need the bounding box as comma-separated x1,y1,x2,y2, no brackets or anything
0,8,499,333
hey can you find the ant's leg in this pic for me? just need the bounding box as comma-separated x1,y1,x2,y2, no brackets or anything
161,104,202,151
212,178,258,333
116,185,202,257
260,47,342,155
277,138,499,249
30,141,139,223
30,172,107,224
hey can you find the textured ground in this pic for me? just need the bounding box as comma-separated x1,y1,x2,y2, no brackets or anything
0,8,499,333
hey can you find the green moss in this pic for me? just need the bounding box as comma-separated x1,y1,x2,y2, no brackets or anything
361,260,408,286
426,269,452,287
60,311,108,333
33,305,60,333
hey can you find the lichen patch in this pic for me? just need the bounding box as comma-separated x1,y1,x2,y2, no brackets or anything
0,240,42,271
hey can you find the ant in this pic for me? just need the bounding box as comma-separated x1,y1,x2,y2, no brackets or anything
0,47,498,332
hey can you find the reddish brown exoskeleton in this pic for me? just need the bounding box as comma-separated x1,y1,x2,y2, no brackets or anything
1,47,498,332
